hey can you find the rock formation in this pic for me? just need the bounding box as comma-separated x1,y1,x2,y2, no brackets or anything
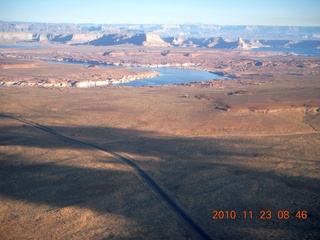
142,34,171,47
70,33,103,44
0,32,33,42
235,37,251,50
0,21,319,50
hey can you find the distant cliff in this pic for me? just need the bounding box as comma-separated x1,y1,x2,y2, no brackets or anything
88,33,170,47
166,36,251,49
0,22,320,50
50,33,102,44
1,22,319,40
0,32,34,42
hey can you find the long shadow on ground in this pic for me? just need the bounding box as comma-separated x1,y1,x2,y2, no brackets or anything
1,116,320,239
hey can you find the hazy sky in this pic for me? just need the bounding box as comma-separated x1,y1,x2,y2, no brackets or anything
1,0,320,26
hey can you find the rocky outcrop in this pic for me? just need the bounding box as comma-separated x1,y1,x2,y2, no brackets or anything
207,37,237,48
1,22,320,40
1,26,319,50
88,33,126,46
142,34,171,47
88,33,170,47
0,32,33,42
235,37,251,50
51,34,102,44
70,33,102,44
38,34,50,43
168,36,251,49
172,37,185,46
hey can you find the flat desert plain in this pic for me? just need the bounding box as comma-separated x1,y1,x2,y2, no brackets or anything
0,46,320,239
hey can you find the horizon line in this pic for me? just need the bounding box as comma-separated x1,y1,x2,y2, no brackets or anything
1,20,320,28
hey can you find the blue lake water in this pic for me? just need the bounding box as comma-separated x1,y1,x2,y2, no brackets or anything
3,45,318,86
118,67,226,86
45,60,227,86
251,47,320,57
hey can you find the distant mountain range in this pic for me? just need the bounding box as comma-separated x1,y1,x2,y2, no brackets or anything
0,22,320,50
1,22,320,40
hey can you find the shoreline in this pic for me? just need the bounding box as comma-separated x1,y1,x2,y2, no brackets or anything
0,57,229,88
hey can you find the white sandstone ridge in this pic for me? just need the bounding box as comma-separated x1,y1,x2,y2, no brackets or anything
0,71,160,88
1,81,71,87
74,71,159,88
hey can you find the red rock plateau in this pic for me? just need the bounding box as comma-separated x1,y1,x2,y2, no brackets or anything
0,45,319,239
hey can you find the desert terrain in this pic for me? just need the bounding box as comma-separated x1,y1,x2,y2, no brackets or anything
0,45,320,239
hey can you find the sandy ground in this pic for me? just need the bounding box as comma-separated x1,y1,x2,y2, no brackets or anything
0,46,320,239
0,58,158,87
